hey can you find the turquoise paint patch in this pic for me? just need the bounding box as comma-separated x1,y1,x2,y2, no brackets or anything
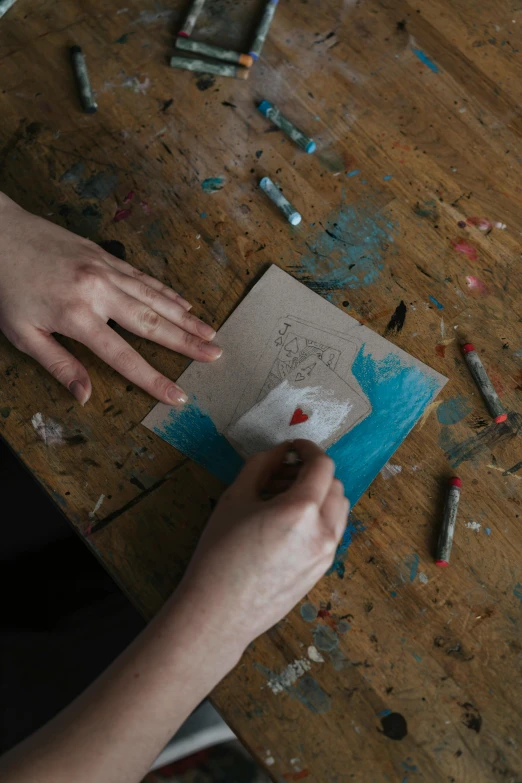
201,176,225,193
405,553,419,582
485,527,491,536
514,583,522,603
437,394,472,425
300,602,318,622
152,398,243,484
378,709,392,717
429,295,444,309
299,200,398,290
411,46,440,73
412,652,422,662
328,346,440,506
383,174,393,181
327,513,366,578
391,590,398,597
347,169,360,177
200,211,207,218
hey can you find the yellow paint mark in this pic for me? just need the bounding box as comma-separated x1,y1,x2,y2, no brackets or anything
417,399,443,430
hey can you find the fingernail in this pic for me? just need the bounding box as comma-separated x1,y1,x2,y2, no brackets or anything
167,385,188,404
177,295,192,311
199,342,222,359
196,321,216,340
69,380,88,406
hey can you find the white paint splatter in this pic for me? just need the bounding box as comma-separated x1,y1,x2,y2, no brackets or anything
418,572,429,584
89,494,106,520
466,521,481,532
494,221,507,230
440,317,445,338
307,645,325,663
265,756,275,766
266,659,311,695
122,76,151,94
31,413,65,445
380,462,402,480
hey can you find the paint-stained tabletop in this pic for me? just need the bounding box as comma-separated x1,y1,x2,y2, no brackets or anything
1,0,521,780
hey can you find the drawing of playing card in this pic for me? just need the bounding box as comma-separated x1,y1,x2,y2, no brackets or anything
225,355,372,458
231,315,362,424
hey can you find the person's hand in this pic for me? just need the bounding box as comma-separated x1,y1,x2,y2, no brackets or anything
0,193,221,405
178,440,350,652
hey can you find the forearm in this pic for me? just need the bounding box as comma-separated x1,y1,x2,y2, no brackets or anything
0,584,243,783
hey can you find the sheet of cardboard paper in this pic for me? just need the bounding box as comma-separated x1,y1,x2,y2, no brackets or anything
143,266,447,479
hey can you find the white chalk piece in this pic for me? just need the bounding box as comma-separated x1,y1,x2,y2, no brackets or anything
259,177,301,225
436,477,462,567
461,343,507,423
70,46,97,114
178,0,207,38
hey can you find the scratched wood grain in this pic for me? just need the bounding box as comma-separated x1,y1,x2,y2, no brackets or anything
1,0,521,780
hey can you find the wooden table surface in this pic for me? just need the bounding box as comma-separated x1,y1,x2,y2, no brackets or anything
2,0,522,780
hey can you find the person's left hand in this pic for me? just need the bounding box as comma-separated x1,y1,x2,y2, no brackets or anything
0,192,221,406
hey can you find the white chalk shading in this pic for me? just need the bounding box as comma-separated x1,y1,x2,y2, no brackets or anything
89,494,106,520
466,520,481,532
226,381,354,458
31,412,65,446
307,645,325,663
380,462,402,480
266,658,311,695
418,572,429,584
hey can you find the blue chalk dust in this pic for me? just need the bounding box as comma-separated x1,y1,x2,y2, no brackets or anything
437,395,472,425
411,46,440,73
429,294,444,309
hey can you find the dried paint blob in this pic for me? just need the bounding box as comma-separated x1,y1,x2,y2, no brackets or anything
451,239,478,261
436,395,472,425
300,602,318,622
379,712,408,740
466,275,489,295
201,176,225,194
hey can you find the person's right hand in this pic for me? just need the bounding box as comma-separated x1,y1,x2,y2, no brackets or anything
0,192,221,406
177,440,350,654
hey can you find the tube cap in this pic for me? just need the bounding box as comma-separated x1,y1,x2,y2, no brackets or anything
436,560,449,567
462,343,475,354
449,477,462,487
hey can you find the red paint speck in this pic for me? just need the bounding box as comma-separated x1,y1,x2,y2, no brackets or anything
435,344,446,358
317,609,331,619
114,208,132,222
122,191,135,204
466,275,489,295
451,238,478,261
283,771,311,781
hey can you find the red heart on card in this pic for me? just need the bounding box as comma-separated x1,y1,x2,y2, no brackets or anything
290,408,309,426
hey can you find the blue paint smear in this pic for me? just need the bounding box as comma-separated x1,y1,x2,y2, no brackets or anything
391,590,398,597
437,394,472,425
347,169,361,177
485,527,491,536
299,201,398,290
201,176,225,194
405,553,419,582
412,652,422,662
429,295,443,309
378,709,392,717
328,346,439,506
514,583,522,603
411,46,440,73
200,211,207,218
327,513,366,578
383,174,393,181
152,397,243,484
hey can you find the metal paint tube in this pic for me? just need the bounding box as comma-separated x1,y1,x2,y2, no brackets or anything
258,100,316,153
170,56,249,80
436,477,462,567
176,37,253,68
249,0,278,60
461,343,507,423
259,177,301,225
70,46,97,114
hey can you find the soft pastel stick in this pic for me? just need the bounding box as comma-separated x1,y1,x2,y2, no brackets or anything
178,0,206,38
259,177,301,225
436,477,462,567
258,100,316,153
176,37,253,68
70,46,97,114
461,343,507,423
249,0,278,60
170,57,249,80
0,0,17,18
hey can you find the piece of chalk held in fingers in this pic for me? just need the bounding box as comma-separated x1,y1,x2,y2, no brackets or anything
70,46,97,114
176,37,253,67
436,477,462,567
258,100,316,153
178,0,206,38
461,343,507,423
259,177,301,225
0,0,18,19
170,56,249,80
